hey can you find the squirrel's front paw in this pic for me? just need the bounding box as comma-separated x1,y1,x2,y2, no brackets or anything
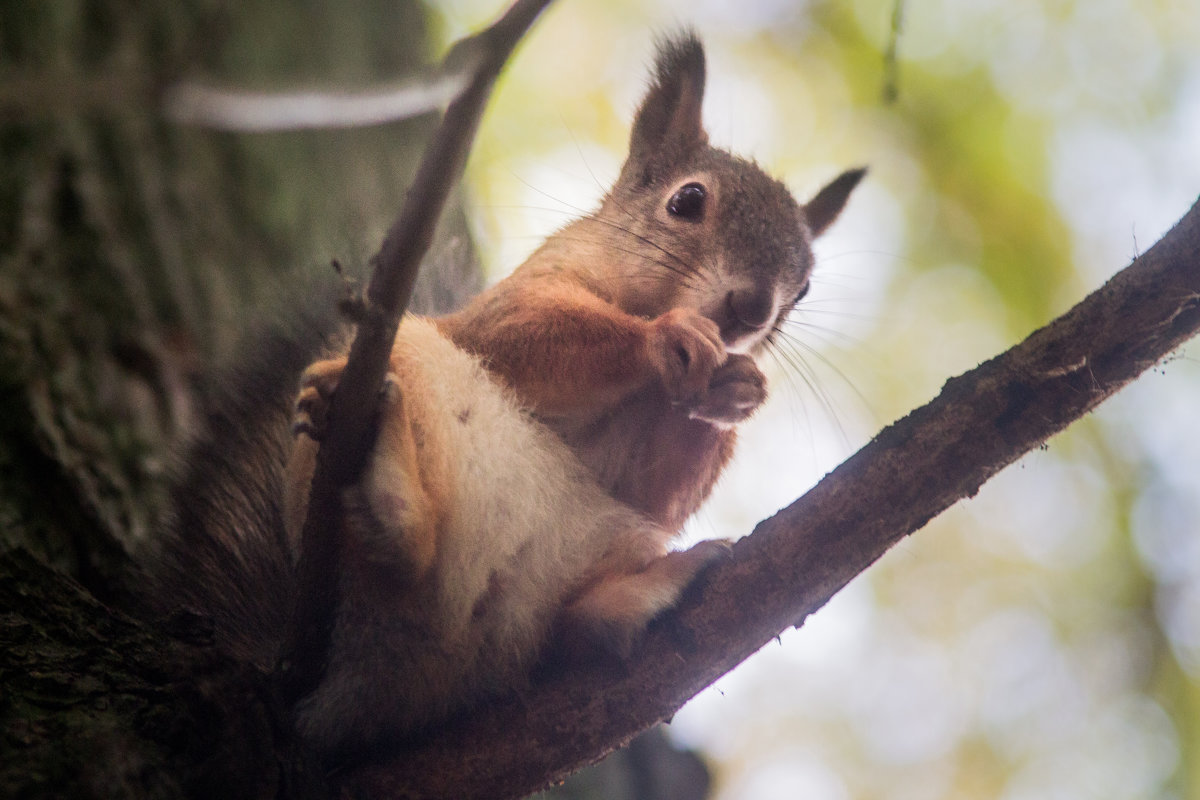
647,308,726,403
687,354,767,426
292,359,401,441
292,358,348,440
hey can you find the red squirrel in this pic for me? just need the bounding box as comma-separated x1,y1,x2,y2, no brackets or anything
151,33,862,760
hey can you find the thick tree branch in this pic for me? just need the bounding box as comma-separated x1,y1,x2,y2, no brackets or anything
347,198,1200,799
276,0,555,706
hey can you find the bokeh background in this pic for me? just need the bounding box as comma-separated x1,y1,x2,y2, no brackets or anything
433,1,1200,797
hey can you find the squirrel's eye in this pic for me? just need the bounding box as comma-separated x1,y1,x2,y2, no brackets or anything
666,182,707,220
792,283,811,305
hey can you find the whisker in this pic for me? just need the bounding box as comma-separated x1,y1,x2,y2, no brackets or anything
497,193,707,286
586,214,708,283
511,174,600,217
781,317,869,351
560,119,614,198
769,326,876,426
786,309,878,330
535,233,705,291
761,343,823,454
596,187,720,283
773,342,856,448
814,248,915,268
500,177,721,293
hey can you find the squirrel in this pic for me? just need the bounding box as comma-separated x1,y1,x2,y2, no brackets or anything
149,33,862,761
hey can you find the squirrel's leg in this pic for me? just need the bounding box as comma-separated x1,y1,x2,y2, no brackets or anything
288,355,440,580
559,538,730,657
350,374,441,579
439,287,728,418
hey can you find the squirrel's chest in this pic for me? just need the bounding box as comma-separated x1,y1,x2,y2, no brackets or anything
548,392,735,530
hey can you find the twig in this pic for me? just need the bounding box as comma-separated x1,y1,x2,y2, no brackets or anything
274,0,556,708
346,196,1200,799
163,73,470,131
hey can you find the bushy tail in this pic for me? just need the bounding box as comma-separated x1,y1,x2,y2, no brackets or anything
146,277,345,670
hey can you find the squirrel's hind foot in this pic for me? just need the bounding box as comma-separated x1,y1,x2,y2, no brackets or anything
558,538,731,659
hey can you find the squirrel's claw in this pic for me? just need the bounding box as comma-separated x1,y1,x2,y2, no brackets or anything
291,357,348,440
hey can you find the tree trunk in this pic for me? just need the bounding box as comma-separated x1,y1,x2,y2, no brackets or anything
0,3,706,797
0,1,451,795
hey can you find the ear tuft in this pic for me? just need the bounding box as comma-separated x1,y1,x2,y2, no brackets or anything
650,32,706,100
804,167,866,237
622,31,709,183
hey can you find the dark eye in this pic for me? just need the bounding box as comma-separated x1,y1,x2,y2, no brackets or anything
666,182,707,220
792,283,811,305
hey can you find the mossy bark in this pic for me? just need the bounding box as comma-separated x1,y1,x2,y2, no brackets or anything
0,1,462,795
0,3,709,797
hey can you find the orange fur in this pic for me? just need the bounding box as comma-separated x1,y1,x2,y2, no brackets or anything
435,267,738,531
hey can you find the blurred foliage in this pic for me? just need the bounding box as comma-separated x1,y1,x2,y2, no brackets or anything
426,0,1200,798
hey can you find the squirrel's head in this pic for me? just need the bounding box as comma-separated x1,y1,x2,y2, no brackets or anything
598,33,864,355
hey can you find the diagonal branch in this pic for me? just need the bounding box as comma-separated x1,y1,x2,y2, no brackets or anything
275,0,556,707
346,197,1200,799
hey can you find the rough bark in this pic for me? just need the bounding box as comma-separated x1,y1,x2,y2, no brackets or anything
0,2,702,797
0,1,450,796
0,548,327,799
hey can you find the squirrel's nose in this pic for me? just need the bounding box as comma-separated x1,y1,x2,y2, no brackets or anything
726,288,774,330
718,288,777,351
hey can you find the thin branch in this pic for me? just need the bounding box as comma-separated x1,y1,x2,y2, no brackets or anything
2,60,467,130
346,196,1200,799
274,0,556,707
163,72,470,131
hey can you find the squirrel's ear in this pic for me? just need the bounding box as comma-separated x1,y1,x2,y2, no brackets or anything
804,167,866,237
623,32,709,183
